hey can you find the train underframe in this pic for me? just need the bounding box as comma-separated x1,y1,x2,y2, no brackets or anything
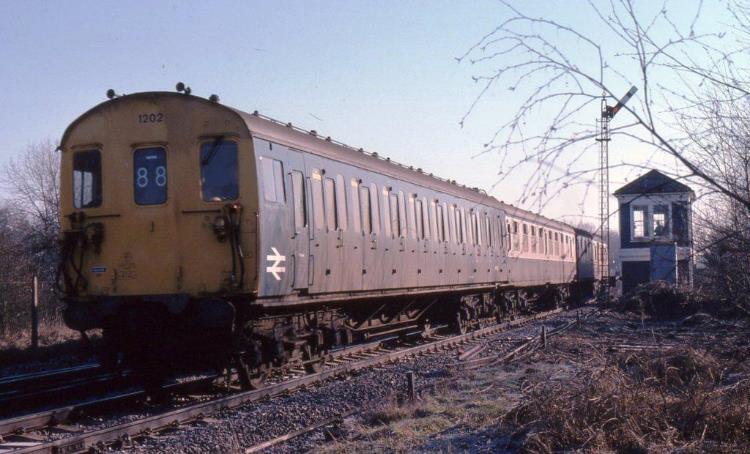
67,281,594,389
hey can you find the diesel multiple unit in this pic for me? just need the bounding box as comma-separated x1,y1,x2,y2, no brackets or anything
59,90,606,385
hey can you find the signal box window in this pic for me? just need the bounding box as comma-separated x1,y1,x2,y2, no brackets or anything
73,150,102,208
653,205,669,237
134,147,167,205
200,140,238,201
632,206,647,238
261,157,285,203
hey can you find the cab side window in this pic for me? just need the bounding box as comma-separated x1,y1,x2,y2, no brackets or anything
134,147,167,205
200,139,238,201
73,150,102,208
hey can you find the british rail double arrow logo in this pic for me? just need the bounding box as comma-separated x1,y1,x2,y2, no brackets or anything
266,247,286,281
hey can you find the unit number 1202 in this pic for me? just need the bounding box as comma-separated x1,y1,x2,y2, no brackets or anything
138,113,164,123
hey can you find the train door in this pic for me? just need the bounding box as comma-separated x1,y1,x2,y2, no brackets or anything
302,154,342,294
360,182,384,290
287,149,309,291
254,139,295,296
379,185,399,290
345,176,365,291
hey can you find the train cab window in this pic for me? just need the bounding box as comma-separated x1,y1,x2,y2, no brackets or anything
260,157,285,203
73,150,102,208
133,147,167,205
292,171,307,230
324,177,337,231
200,140,238,201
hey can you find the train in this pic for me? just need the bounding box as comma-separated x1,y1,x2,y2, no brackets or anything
58,87,607,386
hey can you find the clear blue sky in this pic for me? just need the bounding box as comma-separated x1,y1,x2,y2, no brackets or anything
0,1,723,224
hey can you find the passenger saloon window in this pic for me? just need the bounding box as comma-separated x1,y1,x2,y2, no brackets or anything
200,140,238,201
133,147,167,205
261,157,285,203
73,150,102,208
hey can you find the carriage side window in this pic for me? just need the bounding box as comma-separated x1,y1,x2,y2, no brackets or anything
370,184,380,235
335,175,347,231
73,150,102,208
460,209,468,244
200,140,238,201
485,214,492,247
437,204,446,242
324,177,337,231
359,185,372,234
134,147,167,206
530,226,536,253
398,192,407,238
389,193,400,238
407,195,417,239
260,157,285,203
423,198,432,240
311,172,325,230
450,205,458,243
291,171,307,230
415,198,424,240
382,188,392,238
539,228,545,254
350,178,361,233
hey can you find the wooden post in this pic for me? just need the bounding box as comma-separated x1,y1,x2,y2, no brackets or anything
31,275,39,350
407,371,416,402
541,324,547,349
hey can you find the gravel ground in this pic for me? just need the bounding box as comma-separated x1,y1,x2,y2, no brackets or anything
100,309,580,453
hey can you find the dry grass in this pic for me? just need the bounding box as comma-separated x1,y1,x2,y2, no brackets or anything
320,376,515,452
0,324,90,369
507,345,750,453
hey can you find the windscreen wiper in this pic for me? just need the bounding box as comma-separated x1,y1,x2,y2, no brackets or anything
201,135,225,167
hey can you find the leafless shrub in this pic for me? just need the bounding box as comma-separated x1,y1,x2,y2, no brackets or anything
1,140,66,347
616,281,702,319
508,348,750,452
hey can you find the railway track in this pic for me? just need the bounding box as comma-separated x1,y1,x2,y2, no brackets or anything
0,306,584,453
0,364,127,417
